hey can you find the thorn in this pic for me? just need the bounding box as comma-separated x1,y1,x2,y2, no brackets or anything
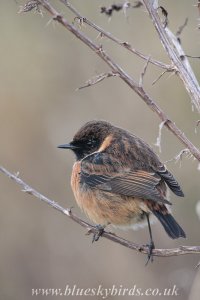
73,17,86,29
63,209,70,216
15,171,20,178
96,32,104,40
85,227,93,236
22,187,32,194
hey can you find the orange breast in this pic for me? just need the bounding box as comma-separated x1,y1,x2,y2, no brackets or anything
71,161,150,226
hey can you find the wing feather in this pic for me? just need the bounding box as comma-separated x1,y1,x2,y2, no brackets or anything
80,153,171,205
157,166,184,197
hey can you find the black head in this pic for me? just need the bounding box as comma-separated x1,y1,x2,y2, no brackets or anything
58,120,113,160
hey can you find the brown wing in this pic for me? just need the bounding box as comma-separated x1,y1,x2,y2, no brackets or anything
80,152,171,205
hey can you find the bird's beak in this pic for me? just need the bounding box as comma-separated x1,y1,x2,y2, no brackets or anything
57,143,78,150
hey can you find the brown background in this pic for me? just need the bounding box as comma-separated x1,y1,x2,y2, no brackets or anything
0,1,200,299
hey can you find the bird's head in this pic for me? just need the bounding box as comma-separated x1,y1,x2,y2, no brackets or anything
58,120,113,160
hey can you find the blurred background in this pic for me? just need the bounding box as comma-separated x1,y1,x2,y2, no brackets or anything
0,0,200,299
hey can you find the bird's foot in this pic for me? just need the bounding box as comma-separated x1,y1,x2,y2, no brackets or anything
92,224,105,243
145,240,155,266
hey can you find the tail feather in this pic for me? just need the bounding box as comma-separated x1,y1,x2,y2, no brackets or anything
152,210,186,239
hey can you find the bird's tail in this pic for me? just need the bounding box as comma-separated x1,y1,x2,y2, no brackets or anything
152,210,186,239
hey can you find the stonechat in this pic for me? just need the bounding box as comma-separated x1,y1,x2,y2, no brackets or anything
58,120,186,262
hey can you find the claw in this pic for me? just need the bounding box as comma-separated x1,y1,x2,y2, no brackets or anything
92,224,105,243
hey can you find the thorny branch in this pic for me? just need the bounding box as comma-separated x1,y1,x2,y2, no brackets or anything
1,165,200,258
142,0,200,113
59,0,171,70
21,0,200,162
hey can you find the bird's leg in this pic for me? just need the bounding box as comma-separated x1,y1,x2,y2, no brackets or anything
92,224,106,243
145,213,155,265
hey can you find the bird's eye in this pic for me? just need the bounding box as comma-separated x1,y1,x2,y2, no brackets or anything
87,138,96,147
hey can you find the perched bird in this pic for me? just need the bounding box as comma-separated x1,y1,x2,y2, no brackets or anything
58,120,186,262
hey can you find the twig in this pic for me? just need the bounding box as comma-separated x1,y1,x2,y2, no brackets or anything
1,165,200,258
139,57,150,87
165,148,192,165
152,69,168,86
77,71,118,90
185,55,200,59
